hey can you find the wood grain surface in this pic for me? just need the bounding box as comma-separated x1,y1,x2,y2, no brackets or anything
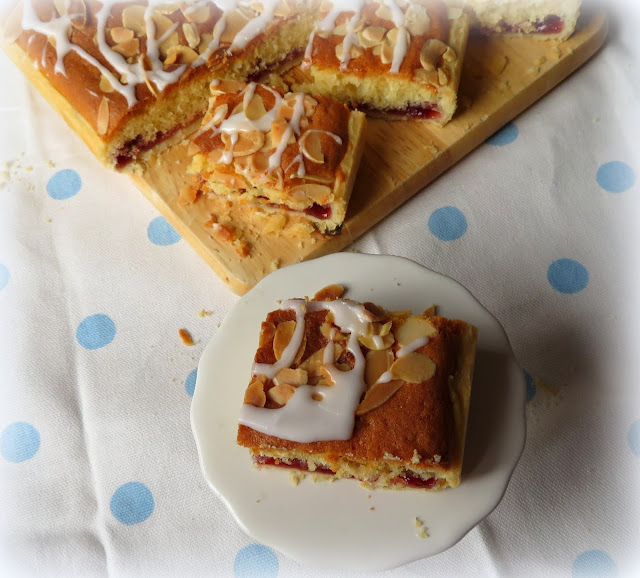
133,10,607,295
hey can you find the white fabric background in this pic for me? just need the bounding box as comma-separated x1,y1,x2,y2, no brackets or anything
1,1,639,576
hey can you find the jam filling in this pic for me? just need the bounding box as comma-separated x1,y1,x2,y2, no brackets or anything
477,15,564,36
247,50,303,82
254,456,438,488
304,203,332,220
359,103,441,120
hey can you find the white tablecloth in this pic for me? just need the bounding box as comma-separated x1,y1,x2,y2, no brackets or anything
1,3,639,576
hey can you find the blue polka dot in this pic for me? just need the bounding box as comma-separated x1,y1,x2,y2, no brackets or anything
76,314,116,350
628,420,640,457
486,122,519,146
185,368,197,397
147,216,181,246
46,169,82,200
596,161,635,193
0,264,9,291
547,259,589,294
524,371,536,402
110,482,155,525
572,550,617,578
234,544,279,578
1,422,41,463
428,206,468,241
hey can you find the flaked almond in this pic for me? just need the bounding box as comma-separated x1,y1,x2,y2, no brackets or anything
299,131,324,164
244,93,267,121
414,68,439,86
379,321,393,336
289,183,331,204
112,38,140,59
420,38,449,71
270,118,292,148
68,0,87,29
154,3,181,15
53,0,67,15
210,103,229,127
210,79,247,95
333,22,348,36
443,46,457,63
311,392,324,402
122,4,147,36
198,33,214,53
374,3,393,21
335,42,364,61
404,4,431,37
277,104,294,121
356,379,404,415
99,74,114,93
244,375,267,407
182,3,211,23
396,316,437,347
390,352,436,383
438,67,449,85
262,212,287,234
365,348,394,387
110,26,134,44
391,309,412,319
159,32,180,58
274,367,308,386
363,302,388,322
231,131,265,157
97,97,109,135
182,22,200,49
313,284,345,301
259,321,276,347
298,348,324,374
303,95,318,117
380,39,394,64
251,1,265,13
274,0,295,18
267,383,296,405
293,334,307,366
220,9,250,44
422,305,437,317
360,25,385,46
273,320,296,360
319,365,335,386
359,333,395,351
248,151,270,174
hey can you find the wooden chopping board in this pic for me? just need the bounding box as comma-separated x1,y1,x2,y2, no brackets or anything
132,10,607,295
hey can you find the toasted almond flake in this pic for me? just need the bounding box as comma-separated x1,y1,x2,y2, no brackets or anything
182,22,200,49
110,26,134,44
422,305,437,317
311,392,323,402
159,32,180,58
244,375,267,407
99,75,114,93
374,3,393,21
380,39,394,64
154,3,181,15
273,320,296,360
420,38,449,71
268,383,296,405
231,131,265,157
220,9,250,44
319,365,335,386
356,379,404,415
97,98,109,135
68,0,87,29
299,131,324,164
405,4,431,36
182,3,211,23
289,183,332,204
303,95,318,117
396,316,437,347
390,352,436,383
313,284,345,301
358,333,394,351
448,5,463,19
244,93,267,121
209,170,246,189
178,328,194,346
443,46,457,63
274,367,308,386
122,5,147,35
363,302,388,322
298,348,324,374
333,22,348,36
365,348,394,387
259,321,277,347
438,67,449,85
361,25,385,45
211,103,229,126
112,38,140,58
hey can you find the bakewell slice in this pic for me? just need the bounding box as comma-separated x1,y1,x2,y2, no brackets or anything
297,0,470,124
188,80,366,235
466,0,582,40
3,0,316,171
237,286,478,490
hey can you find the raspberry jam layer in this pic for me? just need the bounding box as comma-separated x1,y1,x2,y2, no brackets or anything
304,203,332,220
392,474,437,489
359,103,441,120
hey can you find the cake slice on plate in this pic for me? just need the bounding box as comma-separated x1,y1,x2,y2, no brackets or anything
188,80,366,235
237,285,478,490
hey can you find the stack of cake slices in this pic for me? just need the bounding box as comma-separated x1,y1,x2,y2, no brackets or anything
3,0,582,237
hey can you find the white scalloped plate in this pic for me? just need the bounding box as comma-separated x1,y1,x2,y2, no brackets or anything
191,253,526,571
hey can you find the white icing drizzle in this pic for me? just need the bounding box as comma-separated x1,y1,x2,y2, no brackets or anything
284,153,306,177
241,298,375,443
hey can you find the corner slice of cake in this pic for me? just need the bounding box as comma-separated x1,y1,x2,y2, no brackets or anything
3,0,315,171
237,285,478,490
298,0,470,124
466,0,582,40
188,81,366,235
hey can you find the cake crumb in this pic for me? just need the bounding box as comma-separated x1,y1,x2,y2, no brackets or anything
369,507,375,511
433,454,441,464
535,56,547,66
417,526,429,539
411,450,421,464
197,309,212,318
414,516,422,527
383,452,401,461
178,328,195,346
45,218,52,223
47,160,56,168
289,471,306,486
255,499,261,503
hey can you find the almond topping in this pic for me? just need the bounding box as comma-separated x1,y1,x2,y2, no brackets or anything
395,317,437,347
244,93,267,121
244,375,267,407
335,42,364,61
438,67,449,85
390,352,436,383
404,4,431,37
358,26,385,48
420,38,449,71
311,392,323,402
299,131,324,164
121,5,147,36
99,75,114,93
182,22,200,49
358,333,395,351
303,95,318,117
289,183,332,204
319,365,335,386
267,384,296,406
182,3,211,24
273,368,308,386
97,97,109,135
365,349,394,387
231,131,265,157
313,284,345,301
273,320,296,360
112,38,140,59
374,3,393,21
298,348,324,374
110,27,134,44
356,379,404,415
448,5,463,20
211,79,247,95
259,321,276,347
220,9,250,44
422,305,437,317
380,39,394,64
154,3,181,15
363,302,388,322
164,44,199,67
68,0,87,29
